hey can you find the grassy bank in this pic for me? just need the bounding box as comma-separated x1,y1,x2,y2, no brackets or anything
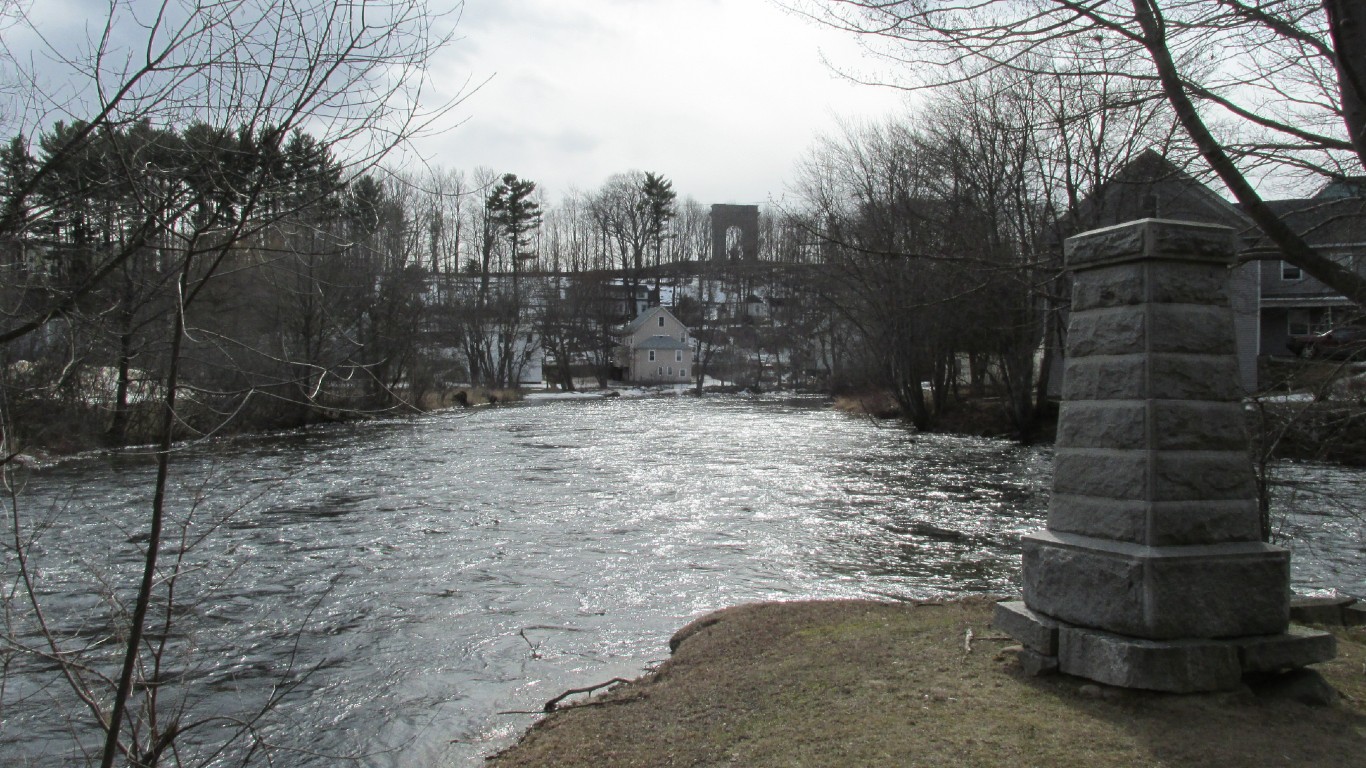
488,598,1366,767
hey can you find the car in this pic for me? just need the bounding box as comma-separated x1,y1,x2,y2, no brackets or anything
1286,326,1366,360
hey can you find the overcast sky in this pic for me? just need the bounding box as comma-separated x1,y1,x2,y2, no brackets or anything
418,0,910,206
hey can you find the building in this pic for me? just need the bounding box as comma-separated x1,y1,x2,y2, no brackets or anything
1251,178,1366,357
614,305,693,384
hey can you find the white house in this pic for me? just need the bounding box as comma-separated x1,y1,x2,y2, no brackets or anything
615,306,693,384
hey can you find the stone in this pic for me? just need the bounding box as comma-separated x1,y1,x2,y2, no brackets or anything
1061,354,1244,402
1289,595,1356,626
1071,261,1231,311
1246,668,1339,706
1019,648,1059,677
1022,531,1290,640
1059,626,1243,693
1151,401,1249,451
1054,401,1146,449
1238,626,1337,673
999,218,1336,692
993,601,1060,655
1344,603,1366,627
1047,495,1261,546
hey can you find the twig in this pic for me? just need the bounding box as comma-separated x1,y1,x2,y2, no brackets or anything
517,629,542,659
497,677,635,715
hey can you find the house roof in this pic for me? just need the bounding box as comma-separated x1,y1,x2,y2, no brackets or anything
1247,195,1366,251
1064,150,1254,239
635,335,689,350
622,304,686,335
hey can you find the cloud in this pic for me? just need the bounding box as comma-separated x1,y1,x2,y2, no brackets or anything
411,0,910,204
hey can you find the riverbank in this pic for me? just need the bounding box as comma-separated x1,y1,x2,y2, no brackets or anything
487,597,1366,767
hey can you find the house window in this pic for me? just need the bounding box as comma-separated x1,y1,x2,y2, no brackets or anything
681,367,688,378
675,350,683,362
648,350,656,362
657,366,663,376
1281,261,1302,280
668,366,674,375
1287,309,1313,337
657,316,665,327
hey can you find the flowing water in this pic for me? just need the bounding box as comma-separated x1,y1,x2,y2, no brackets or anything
3,394,1363,765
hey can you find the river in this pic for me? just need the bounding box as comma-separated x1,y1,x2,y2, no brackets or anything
3,394,1363,765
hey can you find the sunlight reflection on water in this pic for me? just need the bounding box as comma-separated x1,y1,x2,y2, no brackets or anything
4,394,1362,766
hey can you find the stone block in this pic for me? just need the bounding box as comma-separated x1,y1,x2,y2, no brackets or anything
1153,451,1257,501
1051,449,1256,504
1048,495,1262,546
1061,355,1147,401
1056,400,1248,453
1238,626,1337,673
1070,264,1147,311
1345,603,1366,627
1289,595,1356,625
1065,218,1236,272
993,600,1060,655
1067,307,1146,357
1061,354,1243,402
1152,401,1249,451
1058,626,1243,692
1052,449,1147,500
1149,354,1244,401
1071,261,1231,311
1147,304,1237,355
1047,494,1147,542
1022,531,1290,639
1055,401,1145,449
1145,499,1263,545
1019,648,1060,677
1247,668,1339,706
1068,305,1235,358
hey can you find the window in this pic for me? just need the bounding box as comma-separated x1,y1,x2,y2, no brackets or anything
668,366,674,375
657,366,663,376
1287,309,1313,337
681,367,688,378
648,350,655,362
675,350,683,362
657,316,665,327
1281,261,1302,280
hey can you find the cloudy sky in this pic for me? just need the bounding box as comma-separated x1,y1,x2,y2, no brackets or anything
419,0,910,205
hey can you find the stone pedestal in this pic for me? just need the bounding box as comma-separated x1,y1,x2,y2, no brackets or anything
995,219,1335,692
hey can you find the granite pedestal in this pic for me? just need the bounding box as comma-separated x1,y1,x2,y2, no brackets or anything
994,219,1334,692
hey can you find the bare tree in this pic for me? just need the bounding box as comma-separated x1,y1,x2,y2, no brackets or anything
797,0,1366,306
0,1,462,764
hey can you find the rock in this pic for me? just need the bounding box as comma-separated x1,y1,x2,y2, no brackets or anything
1344,603,1366,627
1290,595,1356,626
1247,668,1340,707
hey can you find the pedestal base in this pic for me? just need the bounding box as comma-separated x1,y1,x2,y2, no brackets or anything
994,601,1336,693
1022,531,1290,639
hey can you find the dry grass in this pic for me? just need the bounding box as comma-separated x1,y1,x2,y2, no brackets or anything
488,598,1366,768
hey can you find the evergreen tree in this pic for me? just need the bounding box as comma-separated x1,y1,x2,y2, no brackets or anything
486,172,542,273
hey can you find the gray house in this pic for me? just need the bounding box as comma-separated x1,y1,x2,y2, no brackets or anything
1250,179,1366,356
614,305,693,384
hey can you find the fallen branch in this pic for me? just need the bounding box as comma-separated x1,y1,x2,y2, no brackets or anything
497,677,636,716
963,628,974,654
541,677,633,712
